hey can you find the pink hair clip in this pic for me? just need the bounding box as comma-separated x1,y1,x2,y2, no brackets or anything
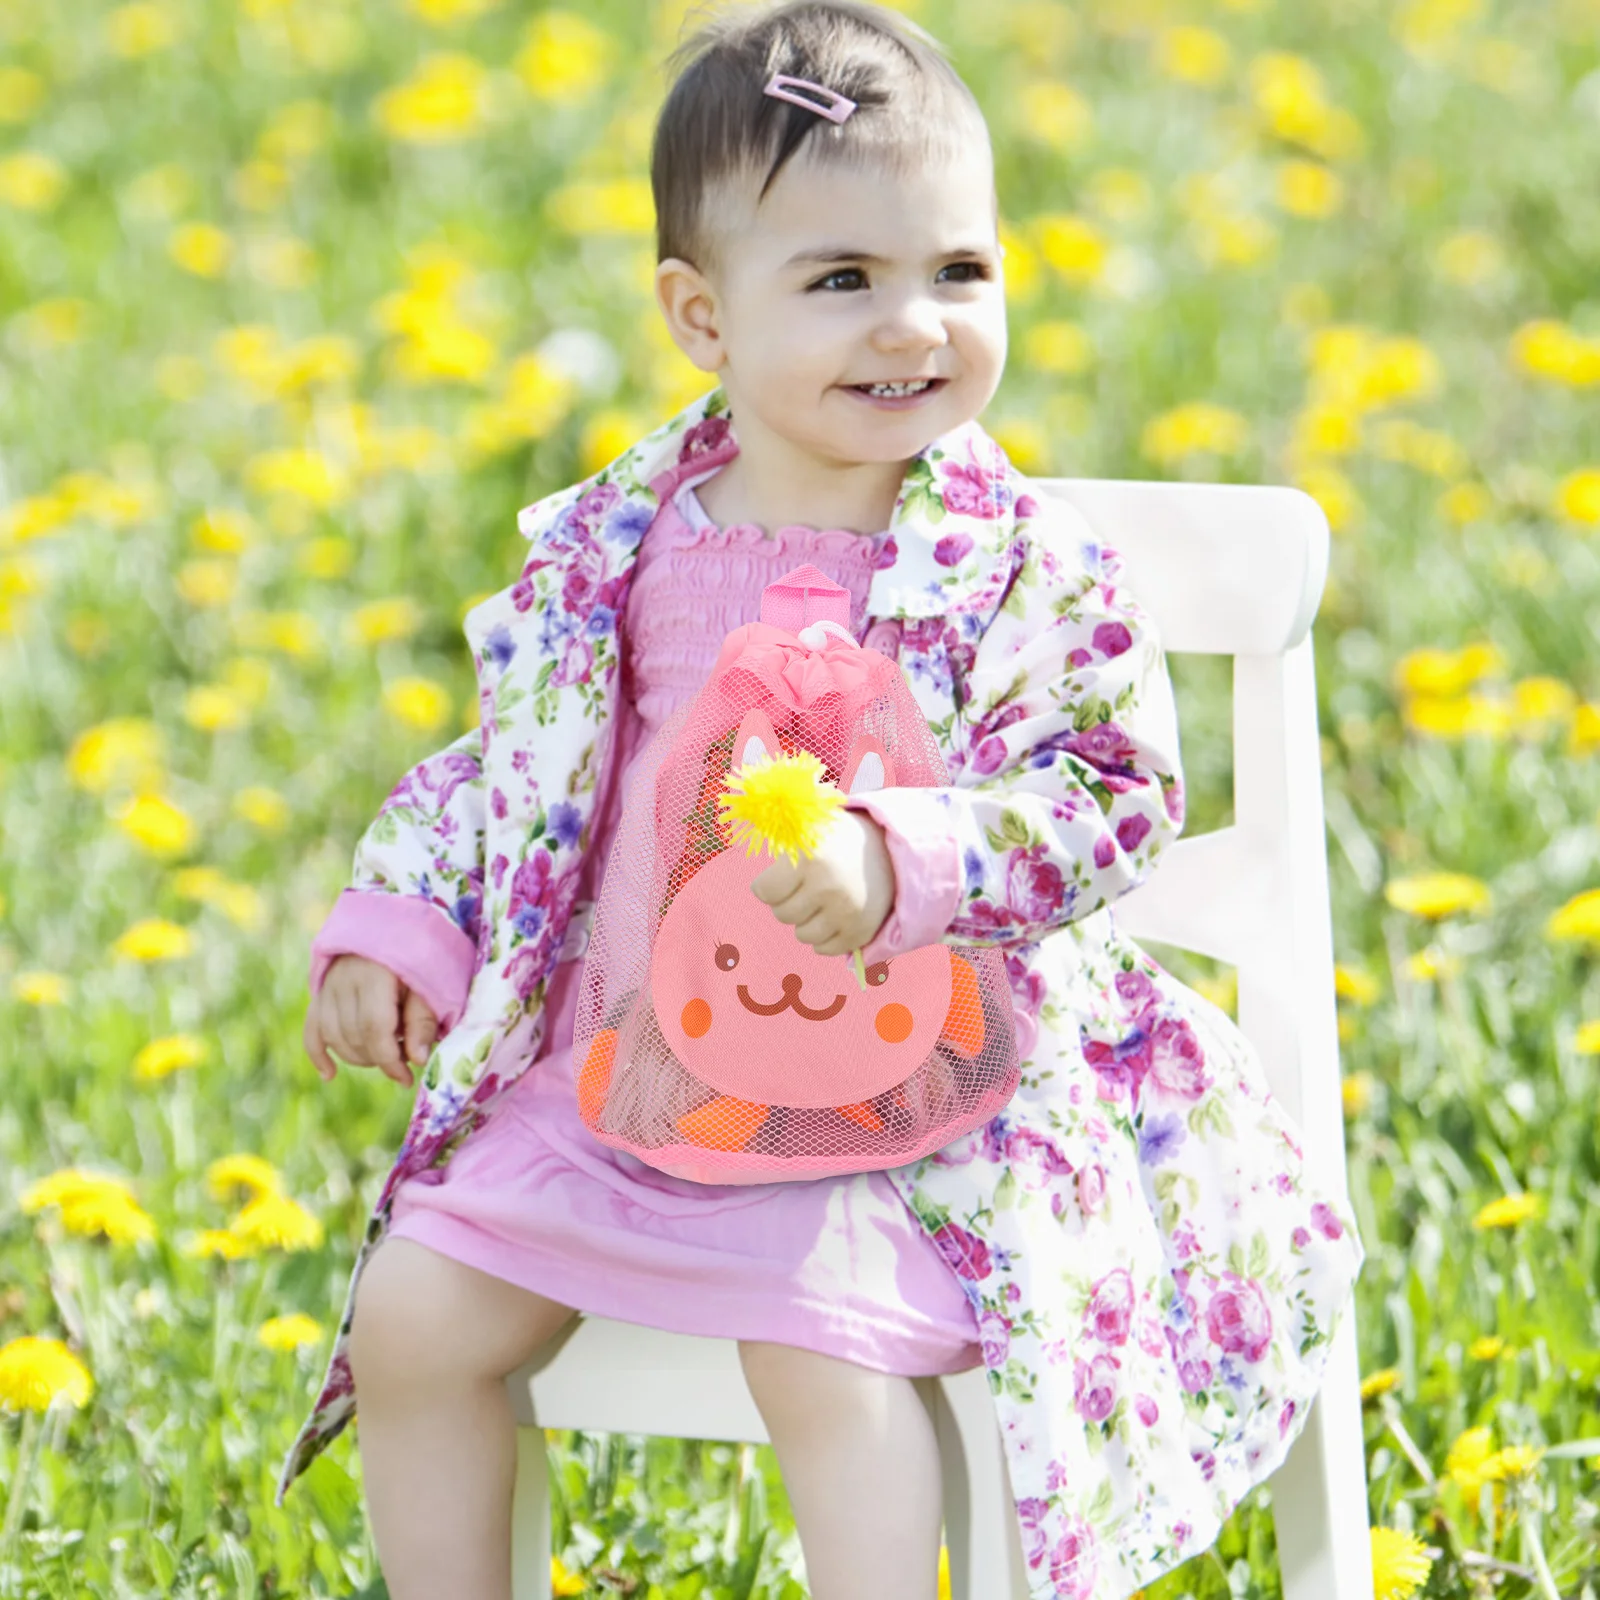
763,72,857,124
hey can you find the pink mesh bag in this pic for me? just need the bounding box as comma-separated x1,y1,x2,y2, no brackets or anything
571,563,1020,1185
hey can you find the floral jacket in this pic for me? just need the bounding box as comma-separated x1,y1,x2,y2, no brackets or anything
275,387,1364,1600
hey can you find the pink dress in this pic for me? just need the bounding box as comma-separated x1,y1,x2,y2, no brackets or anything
384,469,984,1376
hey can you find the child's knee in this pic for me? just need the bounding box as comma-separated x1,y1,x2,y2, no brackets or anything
739,1340,883,1431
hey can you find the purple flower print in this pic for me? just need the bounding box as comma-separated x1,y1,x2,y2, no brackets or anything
552,635,593,688
506,945,545,1002
978,1308,1011,1367
483,623,515,671
1116,811,1153,855
937,458,1011,519
1205,1273,1273,1362
1085,1268,1134,1345
934,531,974,567
1148,1013,1211,1099
1310,1200,1347,1240
1014,492,1038,519
1165,1323,1214,1394
1082,1024,1151,1106
1138,1109,1186,1165
547,800,584,851
1007,846,1068,925
491,788,508,821
1073,1350,1120,1423
509,848,552,930
931,1220,992,1281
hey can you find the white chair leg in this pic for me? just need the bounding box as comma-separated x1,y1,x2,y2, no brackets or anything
927,1369,1030,1600
510,1425,551,1600
1271,1310,1374,1599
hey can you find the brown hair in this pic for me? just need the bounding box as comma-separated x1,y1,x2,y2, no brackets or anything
651,0,991,279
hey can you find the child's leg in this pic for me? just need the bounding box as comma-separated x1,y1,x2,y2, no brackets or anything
738,1340,943,1600
348,1237,579,1600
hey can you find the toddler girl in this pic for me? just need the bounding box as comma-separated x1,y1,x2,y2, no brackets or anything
276,4,1365,1598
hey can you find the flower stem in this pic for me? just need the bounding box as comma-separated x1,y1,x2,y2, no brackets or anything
0,1406,46,1588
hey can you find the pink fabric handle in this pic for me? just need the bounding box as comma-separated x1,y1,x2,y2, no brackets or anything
760,563,851,632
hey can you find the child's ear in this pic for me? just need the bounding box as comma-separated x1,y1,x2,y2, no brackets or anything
655,257,725,375
843,735,895,796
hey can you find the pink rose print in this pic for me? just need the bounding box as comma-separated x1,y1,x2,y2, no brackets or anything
978,1308,1012,1367
1007,846,1068,925
1135,1393,1159,1426
934,531,975,567
1311,1200,1347,1240
1166,1323,1214,1394
938,459,1010,519
931,1220,992,1282
1073,1350,1120,1423
679,415,732,462
1279,1398,1298,1437
1077,1163,1106,1216
1205,1273,1273,1362
1004,1125,1076,1189
1016,1500,1100,1600
552,634,593,688
1148,1013,1211,1099
1084,1268,1134,1346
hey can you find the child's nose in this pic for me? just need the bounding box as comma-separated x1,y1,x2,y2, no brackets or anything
871,290,949,351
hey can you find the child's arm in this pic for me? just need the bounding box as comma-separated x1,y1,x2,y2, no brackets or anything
309,728,487,1034
845,534,1183,961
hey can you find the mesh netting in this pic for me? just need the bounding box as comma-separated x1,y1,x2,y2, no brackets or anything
572,569,1019,1184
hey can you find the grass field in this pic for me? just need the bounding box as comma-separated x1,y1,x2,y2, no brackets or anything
3,0,1600,1595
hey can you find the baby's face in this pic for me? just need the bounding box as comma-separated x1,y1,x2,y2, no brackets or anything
692,145,1007,468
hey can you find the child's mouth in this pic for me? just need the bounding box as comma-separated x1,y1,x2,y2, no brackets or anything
845,378,948,409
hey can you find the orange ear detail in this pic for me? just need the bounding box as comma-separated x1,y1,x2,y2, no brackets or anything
939,951,984,1058
578,1028,618,1126
676,1094,769,1150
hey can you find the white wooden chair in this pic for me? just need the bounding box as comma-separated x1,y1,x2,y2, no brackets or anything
505,478,1373,1599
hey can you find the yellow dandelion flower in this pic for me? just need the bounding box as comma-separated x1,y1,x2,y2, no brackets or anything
1369,1525,1433,1600
14,297,89,348
1085,168,1149,223
21,1170,135,1215
409,0,504,21
579,409,649,478
1547,887,1600,944
233,785,290,831
133,1034,208,1080
988,419,1049,474
258,1313,324,1352
1341,1072,1374,1116
113,918,194,962
0,1336,93,1412
1509,321,1600,387
257,100,336,165
1434,230,1504,287
183,686,249,733
230,1191,323,1252
1557,469,1600,525
1155,25,1231,87
107,2,177,57
384,676,452,732
1294,462,1361,532
1291,403,1361,458
1404,945,1462,981
1360,1367,1401,1401
244,447,351,507
544,178,654,237
1032,213,1108,285
191,508,255,553
174,558,237,607
1438,482,1492,525
298,536,355,580
114,792,194,856
0,151,68,210
1141,403,1250,467
1385,871,1490,919
515,11,613,102
719,749,844,867
59,1188,157,1243
234,610,323,658
1446,1425,1494,1489
1373,420,1464,479
1511,677,1575,730
1276,160,1345,219
0,66,47,125
1017,81,1092,151
207,1153,285,1202
1482,1444,1543,1479
996,221,1040,303
552,1555,587,1597
1022,320,1094,376
1333,963,1379,1005
1472,1192,1543,1230
1469,1335,1504,1359
168,222,232,278
374,52,489,143
13,971,69,1006
1573,1019,1600,1054
1393,642,1504,697
181,1228,258,1261
349,597,423,645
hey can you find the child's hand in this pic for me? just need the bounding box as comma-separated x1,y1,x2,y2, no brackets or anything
303,954,439,1088
749,810,896,959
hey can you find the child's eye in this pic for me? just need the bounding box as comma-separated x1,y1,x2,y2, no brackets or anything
807,261,993,293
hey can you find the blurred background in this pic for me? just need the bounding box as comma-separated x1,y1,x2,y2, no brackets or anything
2,0,1599,1595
